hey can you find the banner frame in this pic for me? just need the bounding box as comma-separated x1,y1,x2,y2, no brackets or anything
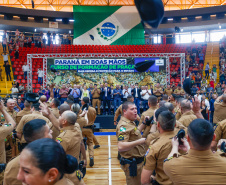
27,53,185,92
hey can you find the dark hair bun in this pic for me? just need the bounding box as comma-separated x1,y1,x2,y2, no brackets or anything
64,154,78,174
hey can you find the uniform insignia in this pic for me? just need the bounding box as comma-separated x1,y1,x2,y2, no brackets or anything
164,156,173,162
134,127,137,131
118,135,124,141
145,146,151,157
120,126,126,132
76,170,82,181
144,157,146,165
213,123,218,131
56,137,62,143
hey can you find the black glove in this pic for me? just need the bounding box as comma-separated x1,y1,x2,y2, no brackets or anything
144,116,154,126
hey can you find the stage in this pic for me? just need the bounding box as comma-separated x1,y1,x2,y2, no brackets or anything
94,115,118,130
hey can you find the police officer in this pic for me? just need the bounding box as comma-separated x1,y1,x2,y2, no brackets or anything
2,99,17,161
141,111,176,185
211,119,226,151
40,104,87,185
164,119,226,185
164,84,173,97
116,101,147,185
114,95,140,125
16,103,52,151
49,98,60,118
213,93,226,124
91,84,101,115
3,119,53,185
145,104,186,147
178,99,197,127
153,83,163,100
55,111,85,185
16,100,31,124
0,101,17,184
139,95,158,138
174,84,185,98
81,97,98,166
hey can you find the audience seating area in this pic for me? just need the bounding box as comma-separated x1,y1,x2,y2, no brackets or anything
10,44,206,92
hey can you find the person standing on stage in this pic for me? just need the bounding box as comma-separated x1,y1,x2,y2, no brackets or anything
131,83,141,114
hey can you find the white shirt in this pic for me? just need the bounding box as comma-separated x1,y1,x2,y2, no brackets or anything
22,65,29,72
37,70,44,77
11,87,18,98
135,87,138,97
141,90,152,100
2,54,8,61
104,87,108,97
195,95,210,110
63,34,67,39
122,89,131,99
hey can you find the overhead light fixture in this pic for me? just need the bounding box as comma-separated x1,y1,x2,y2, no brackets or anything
56,19,62,21
34,29,36,32
69,30,71,34
219,25,222,29
168,18,173,21
50,4,55,11
69,19,74,22
21,4,26,8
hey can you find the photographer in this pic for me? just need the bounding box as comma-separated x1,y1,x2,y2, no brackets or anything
0,100,17,184
164,119,226,185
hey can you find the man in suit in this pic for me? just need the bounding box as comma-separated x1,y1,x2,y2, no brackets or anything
102,82,111,115
53,85,60,99
131,83,141,114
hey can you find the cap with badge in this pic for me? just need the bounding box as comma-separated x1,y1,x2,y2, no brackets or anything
135,0,164,28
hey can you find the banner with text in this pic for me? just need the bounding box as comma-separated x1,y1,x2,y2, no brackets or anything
51,58,162,73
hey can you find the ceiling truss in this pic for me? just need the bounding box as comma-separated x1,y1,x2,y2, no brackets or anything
0,0,225,11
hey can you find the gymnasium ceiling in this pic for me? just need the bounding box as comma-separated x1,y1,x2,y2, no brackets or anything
0,0,226,12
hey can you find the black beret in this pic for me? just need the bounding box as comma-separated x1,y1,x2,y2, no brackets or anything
183,77,192,95
135,0,164,28
25,93,40,103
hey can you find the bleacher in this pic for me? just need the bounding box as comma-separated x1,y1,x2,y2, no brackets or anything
11,43,206,92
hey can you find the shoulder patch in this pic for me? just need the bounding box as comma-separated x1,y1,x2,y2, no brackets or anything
120,126,126,132
134,127,137,132
56,137,63,144
145,146,151,157
118,135,124,141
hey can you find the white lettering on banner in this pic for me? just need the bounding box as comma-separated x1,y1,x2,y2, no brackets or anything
54,59,127,65
155,59,164,66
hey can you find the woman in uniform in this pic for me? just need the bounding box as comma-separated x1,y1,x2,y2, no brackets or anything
17,138,78,185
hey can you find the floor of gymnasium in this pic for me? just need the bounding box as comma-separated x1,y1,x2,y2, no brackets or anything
84,131,126,185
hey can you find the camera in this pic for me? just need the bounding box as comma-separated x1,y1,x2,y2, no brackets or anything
220,141,226,153
0,163,6,173
145,116,154,126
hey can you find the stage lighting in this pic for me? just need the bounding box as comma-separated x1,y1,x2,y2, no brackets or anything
175,26,181,33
